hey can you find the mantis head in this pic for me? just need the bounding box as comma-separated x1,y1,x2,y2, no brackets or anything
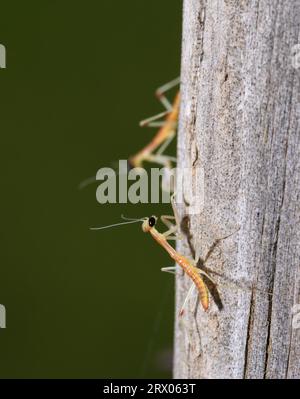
142,216,157,233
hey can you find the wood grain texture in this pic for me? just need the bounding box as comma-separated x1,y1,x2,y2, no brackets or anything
174,0,300,379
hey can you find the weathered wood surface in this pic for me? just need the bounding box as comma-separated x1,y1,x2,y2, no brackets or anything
174,0,300,379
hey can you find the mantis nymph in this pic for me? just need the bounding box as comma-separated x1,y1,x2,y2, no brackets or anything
90,195,238,314
128,77,180,173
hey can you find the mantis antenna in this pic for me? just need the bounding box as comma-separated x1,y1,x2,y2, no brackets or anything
90,218,144,231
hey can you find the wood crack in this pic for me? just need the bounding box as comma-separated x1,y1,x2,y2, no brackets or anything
243,289,255,378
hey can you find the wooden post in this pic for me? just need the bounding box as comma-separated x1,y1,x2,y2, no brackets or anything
174,0,300,379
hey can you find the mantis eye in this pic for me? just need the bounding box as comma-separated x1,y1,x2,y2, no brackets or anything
148,216,156,227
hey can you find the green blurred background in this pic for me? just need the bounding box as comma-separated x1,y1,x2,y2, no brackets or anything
0,1,182,378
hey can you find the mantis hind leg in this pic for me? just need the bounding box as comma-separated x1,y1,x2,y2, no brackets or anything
139,77,180,126
155,77,180,111
156,131,176,157
161,266,176,274
179,283,198,317
139,110,170,128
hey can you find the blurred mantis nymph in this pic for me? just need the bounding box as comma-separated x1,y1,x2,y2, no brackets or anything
128,77,180,192
78,78,179,192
